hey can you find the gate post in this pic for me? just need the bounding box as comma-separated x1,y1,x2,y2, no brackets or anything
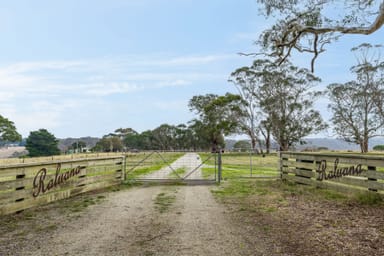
218,150,222,183
122,155,127,181
277,151,282,180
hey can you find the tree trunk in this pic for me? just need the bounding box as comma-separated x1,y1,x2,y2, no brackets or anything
265,131,271,154
360,138,369,153
256,138,264,155
251,137,257,152
279,139,289,151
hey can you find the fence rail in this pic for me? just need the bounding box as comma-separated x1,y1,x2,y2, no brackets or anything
0,156,125,215
280,152,384,193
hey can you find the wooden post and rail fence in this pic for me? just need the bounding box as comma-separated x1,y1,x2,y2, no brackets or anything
279,152,384,194
1,151,384,215
0,155,125,215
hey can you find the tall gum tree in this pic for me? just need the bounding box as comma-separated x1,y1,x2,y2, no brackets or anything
328,44,384,153
254,60,328,151
229,66,271,153
189,93,244,152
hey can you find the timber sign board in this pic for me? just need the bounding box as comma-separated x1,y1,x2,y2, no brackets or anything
32,163,86,197
280,152,384,193
0,156,125,215
316,158,366,181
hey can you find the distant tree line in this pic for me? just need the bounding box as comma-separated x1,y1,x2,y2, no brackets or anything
92,123,223,152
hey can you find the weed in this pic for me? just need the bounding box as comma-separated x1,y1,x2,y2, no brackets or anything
354,191,383,205
154,191,177,213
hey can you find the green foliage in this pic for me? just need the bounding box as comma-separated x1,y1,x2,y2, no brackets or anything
231,59,327,151
229,65,272,153
373,145,384,151
119,125,198,151
189,93,245,151
233,140,251,152
328,44,384,153
71,141,86,152
26,129,61,157
93,136,123,152
0,115,22,144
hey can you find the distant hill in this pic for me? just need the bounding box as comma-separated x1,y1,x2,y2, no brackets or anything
58,137,100,151
299,138,384,151
296,138,359,151
226,137,384,152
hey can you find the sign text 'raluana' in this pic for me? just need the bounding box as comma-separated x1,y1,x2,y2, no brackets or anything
32,163,86,197
316,158,365,181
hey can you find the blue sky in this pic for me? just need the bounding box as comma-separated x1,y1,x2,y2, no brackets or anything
0,0,383,138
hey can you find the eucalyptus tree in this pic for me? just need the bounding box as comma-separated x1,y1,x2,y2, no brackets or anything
151,124,179,150
174,124,195,151
229,66,267,153
137,130,155,150
188,119,218,151
259,118,272,153
122,128,141,150
252,59,327,151
71,141,86,152
328,44,384,153
188,93,245,152
0,115,22,145
256,0,384,71
93,136,123,152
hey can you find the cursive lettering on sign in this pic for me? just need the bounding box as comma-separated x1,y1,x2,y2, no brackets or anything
32,163,85,197
316,158,365,181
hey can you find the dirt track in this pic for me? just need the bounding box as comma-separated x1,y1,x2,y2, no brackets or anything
1,185,262,256
0,153,263,255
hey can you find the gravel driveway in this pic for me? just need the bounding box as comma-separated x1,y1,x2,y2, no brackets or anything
0,153,263,256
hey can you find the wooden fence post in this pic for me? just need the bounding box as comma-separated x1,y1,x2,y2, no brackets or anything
278,151,282,180
368,166,377,192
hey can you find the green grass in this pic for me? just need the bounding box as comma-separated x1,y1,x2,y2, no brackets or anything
168,167,186,178
212,178,384,209
212,179,270,198
126,152,184,179
126,164,165,179
199,152,279,179
355,191,383,205
154,190,177,213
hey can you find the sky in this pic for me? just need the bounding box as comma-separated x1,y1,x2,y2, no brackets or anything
0,0,383,139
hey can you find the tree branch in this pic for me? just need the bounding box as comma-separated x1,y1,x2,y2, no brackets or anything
270,1,384,71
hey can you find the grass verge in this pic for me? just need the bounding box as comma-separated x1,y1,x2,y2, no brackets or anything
212,178,384,206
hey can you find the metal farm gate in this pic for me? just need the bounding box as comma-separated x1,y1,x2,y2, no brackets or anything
125,151,220,185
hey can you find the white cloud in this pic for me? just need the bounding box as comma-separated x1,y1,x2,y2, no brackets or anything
85,82,141,96
0,53,239,137
0,53,229,98
153,79,190,88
